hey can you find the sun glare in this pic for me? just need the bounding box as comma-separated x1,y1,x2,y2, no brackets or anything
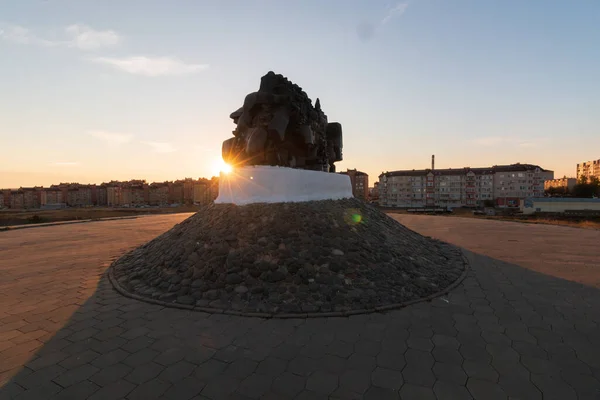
213,159,233,175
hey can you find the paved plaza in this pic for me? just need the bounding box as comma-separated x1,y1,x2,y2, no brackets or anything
1,213,599,399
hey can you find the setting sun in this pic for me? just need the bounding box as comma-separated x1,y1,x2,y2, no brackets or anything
212,159,233,176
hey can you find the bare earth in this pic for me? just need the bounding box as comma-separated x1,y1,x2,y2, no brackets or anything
1,212,599,399
391,214,600,288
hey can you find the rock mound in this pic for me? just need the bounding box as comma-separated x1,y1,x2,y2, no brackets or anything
110,199,466,316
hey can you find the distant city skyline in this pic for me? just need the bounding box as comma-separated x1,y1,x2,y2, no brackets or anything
1,1,599,188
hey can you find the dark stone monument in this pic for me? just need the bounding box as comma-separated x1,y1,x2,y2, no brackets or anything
222,71,343,172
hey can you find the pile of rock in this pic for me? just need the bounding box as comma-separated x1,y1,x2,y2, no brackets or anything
110,198,466,316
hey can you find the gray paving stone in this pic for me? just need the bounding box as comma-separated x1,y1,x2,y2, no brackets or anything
459,344,492,362
467,378,507,400
50,380,100,400
433,346,464,365
127,378,171,400
433,380,473,400
161,376,206,400
402,366,436,387
89,362,132,386
122,336,154,353
433,362,467,385
371,367,403,390
355,340,381,356
432,334,460,349
123,347,159,367
159,360,195,383
87,379,135,400
12,382,62,400
338,369,372,395
497,376,542,400
90,348,129,368
287,356,318,377
271,371,306,397
326,340,354,358
376,352,406,371
306,371,339,395
462,360,499,383
256,356,287,376
124,361,164,384
201,375,240,398
193,359,228,380
59,350,100,369
364,385,400,400
347,353,377,371
52,363,99,388
399,383,436,400
405,349,435,369
16,364,66,390
530,373,578,400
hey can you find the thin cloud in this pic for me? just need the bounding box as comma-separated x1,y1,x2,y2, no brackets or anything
381,2,409,25
473,136,540,149
474,136,506,146
88,130,133,145
90,56,209,77
0,24,58,47
0,23,119,50
142,141,177,153
50,161,80,166
65,24,120,50
357,2,410,42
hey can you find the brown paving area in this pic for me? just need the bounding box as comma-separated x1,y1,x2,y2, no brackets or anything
0,214,192,387
0,212,599,399
391,215,600,289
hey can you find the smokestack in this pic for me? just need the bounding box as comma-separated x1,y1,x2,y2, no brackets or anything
432,154,435,171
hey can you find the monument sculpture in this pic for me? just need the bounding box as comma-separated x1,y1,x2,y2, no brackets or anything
108,71,467,318
222,71,343,172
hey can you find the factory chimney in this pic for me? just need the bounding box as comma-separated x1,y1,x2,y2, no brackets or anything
431,155,435,171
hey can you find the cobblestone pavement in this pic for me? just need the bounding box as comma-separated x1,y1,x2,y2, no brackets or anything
391,214,600,288
1,214,600,399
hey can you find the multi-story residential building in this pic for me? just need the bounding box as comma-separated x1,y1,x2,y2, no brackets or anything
96,185,108,206
544,177,577,193
193,181,213,205
21,187,42,209
577,159,600,183
169,182,184,205
41,188,65,206
149,183,170,206
106,185,122,207
67,186,92,207
339,169,369,201
379,163,553,208
0,192,4,208
10,190,24,209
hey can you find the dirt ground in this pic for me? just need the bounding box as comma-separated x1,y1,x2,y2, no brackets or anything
391,214,600,288
0,205,201,227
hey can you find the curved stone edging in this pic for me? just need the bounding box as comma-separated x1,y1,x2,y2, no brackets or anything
107,247,470,319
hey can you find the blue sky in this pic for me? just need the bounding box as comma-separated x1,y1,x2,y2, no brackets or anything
1,0,599,187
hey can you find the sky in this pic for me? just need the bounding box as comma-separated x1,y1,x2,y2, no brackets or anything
1,0,599,188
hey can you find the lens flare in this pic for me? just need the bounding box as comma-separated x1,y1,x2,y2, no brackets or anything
352,214,362,223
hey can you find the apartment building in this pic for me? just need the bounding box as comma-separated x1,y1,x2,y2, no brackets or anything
96,185,108,206
149,183,170,206
21,187,42,209
544,177,577,192
577,159,600,182
169,182,184,205
193,181,213,205
41,188,64,206
66,186,93,207
10,190,24,209
379,163,553,208
339,169,369,201
0,192,4,208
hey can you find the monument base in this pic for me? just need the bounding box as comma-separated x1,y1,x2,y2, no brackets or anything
215,166,353,205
